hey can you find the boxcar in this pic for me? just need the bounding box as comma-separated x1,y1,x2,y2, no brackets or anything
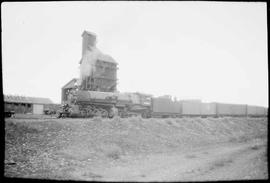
247,105,267,116
217,103,247,116
230,104,247,116
180,100,201,116
200,102,217,116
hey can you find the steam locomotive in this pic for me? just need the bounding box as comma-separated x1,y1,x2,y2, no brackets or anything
59,31,152,118
60,89,152,118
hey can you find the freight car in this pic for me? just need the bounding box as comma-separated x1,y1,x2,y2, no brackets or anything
247,105,268,117
180,100,202,117
216,103,247,117
200,102,217,117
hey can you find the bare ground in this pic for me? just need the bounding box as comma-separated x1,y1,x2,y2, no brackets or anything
4,117,268,181
59,138,267,181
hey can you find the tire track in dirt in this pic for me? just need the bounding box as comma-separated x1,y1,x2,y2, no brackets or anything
187,142,268,181
166,139,267,181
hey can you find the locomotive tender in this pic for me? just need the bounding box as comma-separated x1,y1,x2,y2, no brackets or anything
60,31,267,118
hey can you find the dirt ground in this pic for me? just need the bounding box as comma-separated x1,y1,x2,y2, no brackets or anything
4,117,268,181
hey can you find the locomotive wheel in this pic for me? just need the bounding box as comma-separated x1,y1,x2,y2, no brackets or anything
108,111,114,118
56,112,62,118
80,110,87,118
78,104,113,118
101,110,108,118
92,109,100,117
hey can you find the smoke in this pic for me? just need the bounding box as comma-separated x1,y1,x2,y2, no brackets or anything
78,46,102,85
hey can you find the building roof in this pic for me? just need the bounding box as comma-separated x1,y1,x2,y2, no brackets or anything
81,30,97,37
97,53,117,64
79,52,117,64
62,78,79,89
4,95,54,104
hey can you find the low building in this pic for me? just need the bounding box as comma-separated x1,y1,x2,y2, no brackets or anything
4,95,54,114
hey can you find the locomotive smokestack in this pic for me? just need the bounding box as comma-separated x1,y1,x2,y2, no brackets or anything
81,30,97,56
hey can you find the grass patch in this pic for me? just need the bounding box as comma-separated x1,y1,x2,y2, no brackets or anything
82,171,103,179
213,159,233,169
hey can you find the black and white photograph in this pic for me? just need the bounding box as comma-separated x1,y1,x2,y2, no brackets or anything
2,1,268,181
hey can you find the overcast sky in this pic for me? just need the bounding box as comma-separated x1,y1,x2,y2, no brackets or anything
2,2,268,107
